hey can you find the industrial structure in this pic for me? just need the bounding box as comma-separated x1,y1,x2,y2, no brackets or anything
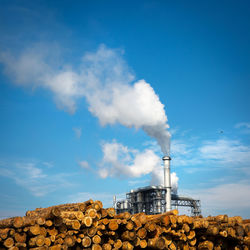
114,156,201,216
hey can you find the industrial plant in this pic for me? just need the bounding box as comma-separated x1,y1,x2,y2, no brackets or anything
114,156,201,217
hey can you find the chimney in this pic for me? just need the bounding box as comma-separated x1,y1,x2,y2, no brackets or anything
162,156,171,212
113,195,116,209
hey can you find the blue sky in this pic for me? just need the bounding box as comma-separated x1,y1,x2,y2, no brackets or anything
0,0,250,218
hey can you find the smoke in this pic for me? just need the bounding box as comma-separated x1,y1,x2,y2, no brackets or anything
0,44,171,154
151,167,179,194
99,140,160,178
100,140,178,192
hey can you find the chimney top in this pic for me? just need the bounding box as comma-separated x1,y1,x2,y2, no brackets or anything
162,156,171,161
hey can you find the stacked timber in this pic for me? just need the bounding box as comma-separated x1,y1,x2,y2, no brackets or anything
0,200,249,249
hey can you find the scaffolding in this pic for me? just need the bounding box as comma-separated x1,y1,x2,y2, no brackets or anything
115,185,201,217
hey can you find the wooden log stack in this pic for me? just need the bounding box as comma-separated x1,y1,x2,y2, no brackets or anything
0,200,249,249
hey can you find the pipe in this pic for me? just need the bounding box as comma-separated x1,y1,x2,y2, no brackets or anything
162,156,171,212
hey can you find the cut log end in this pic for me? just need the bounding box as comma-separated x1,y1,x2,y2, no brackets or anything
4,237,14,248
13,217,24,228
108,219,119,231
83,216,93,227
82,236,92,248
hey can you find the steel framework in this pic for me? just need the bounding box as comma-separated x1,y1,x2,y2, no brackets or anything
171,194,201,217
115,185,201,216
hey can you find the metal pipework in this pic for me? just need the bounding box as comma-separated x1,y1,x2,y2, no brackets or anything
162,155,171,212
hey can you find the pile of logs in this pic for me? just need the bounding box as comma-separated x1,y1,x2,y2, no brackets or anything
0,199,249,249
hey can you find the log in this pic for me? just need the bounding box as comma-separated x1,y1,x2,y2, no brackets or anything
121,231,136,241
189,237,197,246
14,242,26,248
92,200,103,211
86,208,97,219
133,213,147,225
26,207,61,219
83,216,93,227
92,235,101,244
1,199,250,249
161,214,171,226
193,219,209,229
98,209,106,219
133,237,140,247
147,237,158,248
243,219,250,224
82,236,91,248
243,236,250,245
125,220,134,230
169,215,177,227
122,241,134,250
55,236,64,245
114,239,123,249
29,225,41,236
216,215,228,223
147,209,178,220
227,227,236,237
144,221,156,233
36,217,46,226
64,235,75,247
187,230,196,240
1,216,37,229
38,227,46,238
27,200,93,216
219,230,228,237
182,223,190,233
8,247,19,250
106,208,116,218
50,235,56,243
35,235,45,247
108,219,119,231
64,219,81,230
44,237,51,246
86,226,97,237
169,241,177,250
198,240,214,250
156,236,172,249
228,216,243,226
137,227,147,239
45,220,53,227
235,225,245,237
49,244,62,250
91,243,101,250
3,237,14,248
206,225,219,235
0,228,10,240
139,239,147,248
0,217,26,229
14,232,26,243
180,232,187,242
131,217,142,230
99,218,109,225
102,243,112,250
47,227,58,236
114,212,131,220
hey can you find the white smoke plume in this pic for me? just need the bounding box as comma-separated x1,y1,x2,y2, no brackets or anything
151,167,179,194
99,140,178,192
99,140,161,179
0,44,171,154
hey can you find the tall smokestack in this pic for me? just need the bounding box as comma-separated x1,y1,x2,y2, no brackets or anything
162,156,171,212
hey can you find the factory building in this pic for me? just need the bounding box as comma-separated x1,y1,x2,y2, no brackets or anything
114,156,201,216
